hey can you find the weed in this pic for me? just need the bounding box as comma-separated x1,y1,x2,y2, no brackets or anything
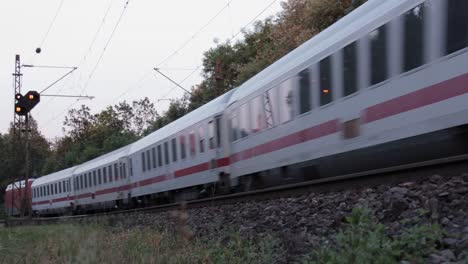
303,207,443,264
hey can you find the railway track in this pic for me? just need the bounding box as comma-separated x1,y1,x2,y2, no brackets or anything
4,153,468,227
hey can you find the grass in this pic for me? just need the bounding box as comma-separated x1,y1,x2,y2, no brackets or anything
0,224,280,264
0,208,449,263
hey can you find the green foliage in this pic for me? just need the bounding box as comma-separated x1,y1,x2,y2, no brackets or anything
303,207,443,264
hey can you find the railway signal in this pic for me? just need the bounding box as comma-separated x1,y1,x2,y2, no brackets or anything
14,91,40,116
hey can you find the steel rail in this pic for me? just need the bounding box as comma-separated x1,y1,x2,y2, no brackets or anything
4,153,468,227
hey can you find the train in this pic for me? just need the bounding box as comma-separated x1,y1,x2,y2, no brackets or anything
5,0,468,216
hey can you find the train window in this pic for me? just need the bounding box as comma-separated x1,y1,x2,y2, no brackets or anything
146,150,151,171
263,87,278,128
63,181,66,192
129,158,133,176
189,131,196,157
114,164,119,180
59,181,62,193
47,185,50,196
198,127,205,153
142,152,146,172
68,179,71,192
108,165,113,182
238,104,250,139
164,142,170,165
81,175,84,189
172,138,178,162
251,96,264,133
343,42,358,96
231,111,239,142
319,57,333,105
208,120,216,147
98,169,102,184
298,69,311,114
215,117,221,148
152,148,157,168
55,183,58,194
179,137,186,160
119,164,123,180
446,0,468,55
103,167,107,183
93,171,97,186
403,4,424,72
123,163,127,178
370,24,388,85
88,173,92,187
279,79,295,123
158,144,164,165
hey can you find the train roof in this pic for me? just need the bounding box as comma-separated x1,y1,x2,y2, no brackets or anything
73,144,132,174
129,88,236,153
32,167,77,187
229,0,414,103
5,179,34,191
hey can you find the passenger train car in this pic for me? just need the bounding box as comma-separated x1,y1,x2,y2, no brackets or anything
7,0,467,216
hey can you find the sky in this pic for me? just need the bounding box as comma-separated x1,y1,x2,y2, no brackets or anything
0,0,283,140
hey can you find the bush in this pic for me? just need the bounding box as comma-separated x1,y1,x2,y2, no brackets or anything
304,207,442,264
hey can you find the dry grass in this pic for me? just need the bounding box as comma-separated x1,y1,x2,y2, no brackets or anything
0,224,280,264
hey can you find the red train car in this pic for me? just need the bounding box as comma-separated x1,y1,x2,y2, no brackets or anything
4,179,34,216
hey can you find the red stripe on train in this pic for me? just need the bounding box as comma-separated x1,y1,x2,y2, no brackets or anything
364,72,468,123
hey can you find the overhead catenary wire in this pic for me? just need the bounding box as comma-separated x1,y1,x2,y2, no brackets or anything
38,0,65,49
109,0,238,105
79,0,131,97
230,0,277,41
156,0,278,99
46,0,278,126
40,0,116,110
44,0,131,126
155,0,236,68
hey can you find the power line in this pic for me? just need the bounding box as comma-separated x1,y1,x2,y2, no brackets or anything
160,66,201,99
80,0,115,67
38,0,65,48
153,68,195,97
230,0,277,41
40,0,115,109
155,0,236,68
156,0,278,99
79,0,131,97
109,0,237,105
44,0,131,127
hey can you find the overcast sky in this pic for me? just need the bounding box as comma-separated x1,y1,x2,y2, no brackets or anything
0,0,283,139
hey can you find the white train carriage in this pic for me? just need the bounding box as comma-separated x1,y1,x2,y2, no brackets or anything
32,167,75,215
127,89,235,203
226,0,468,187
26,0,468,214
71,145,132,211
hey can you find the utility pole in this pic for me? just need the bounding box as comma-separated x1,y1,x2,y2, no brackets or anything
214,58,224,97
11,55,88,217
12,55,26,216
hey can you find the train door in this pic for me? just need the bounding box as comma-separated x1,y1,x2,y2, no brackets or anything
210,115,230,190
118,157,132,205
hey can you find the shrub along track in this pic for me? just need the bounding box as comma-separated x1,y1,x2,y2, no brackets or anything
4,153,468,228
